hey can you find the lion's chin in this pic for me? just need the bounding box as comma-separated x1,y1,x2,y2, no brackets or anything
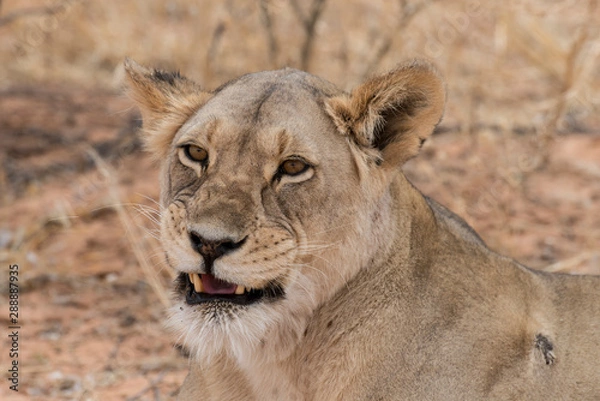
177,273,286,306
168,274,316,365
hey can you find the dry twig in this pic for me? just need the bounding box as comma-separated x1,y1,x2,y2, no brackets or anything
504,0,597,167
289,0,327,71
545,0,597,137
260,0,279,68
205,21,227,85
360,0,434,79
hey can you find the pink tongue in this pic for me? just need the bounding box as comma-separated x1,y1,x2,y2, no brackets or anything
201,274,237,295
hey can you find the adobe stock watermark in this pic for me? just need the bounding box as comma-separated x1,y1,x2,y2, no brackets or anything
471,143,543,216
7,264,20,392
11,0,81,60
472,80,600,217
423,0,484,59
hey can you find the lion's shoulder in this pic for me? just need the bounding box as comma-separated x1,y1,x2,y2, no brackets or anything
424,195,487,247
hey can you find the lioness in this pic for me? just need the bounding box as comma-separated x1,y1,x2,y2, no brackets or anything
124,58,600,400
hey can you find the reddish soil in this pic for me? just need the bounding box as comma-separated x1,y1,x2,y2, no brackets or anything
0,86,598,400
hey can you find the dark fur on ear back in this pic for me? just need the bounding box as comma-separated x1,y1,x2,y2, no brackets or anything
152,70,184,86
123,58,211,159
325,60,445,167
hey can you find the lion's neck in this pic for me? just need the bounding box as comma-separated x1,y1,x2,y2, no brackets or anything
387,174,439,266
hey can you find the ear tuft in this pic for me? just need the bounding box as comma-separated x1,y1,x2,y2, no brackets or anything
123,58,211,159
325,60,445,167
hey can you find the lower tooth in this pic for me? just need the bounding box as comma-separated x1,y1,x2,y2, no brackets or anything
235,285,245,295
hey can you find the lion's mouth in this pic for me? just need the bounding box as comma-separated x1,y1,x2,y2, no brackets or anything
180,273,285,306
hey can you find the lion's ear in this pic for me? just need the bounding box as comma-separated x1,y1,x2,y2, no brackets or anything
325,60,445,167
123,58,211,159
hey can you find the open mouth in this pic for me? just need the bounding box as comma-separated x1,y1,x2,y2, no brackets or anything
179,273,285,306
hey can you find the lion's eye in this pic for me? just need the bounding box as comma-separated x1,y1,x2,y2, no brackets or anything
184,145,208,163
279,159,309,176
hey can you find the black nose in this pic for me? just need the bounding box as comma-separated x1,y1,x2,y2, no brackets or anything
189,231,246,270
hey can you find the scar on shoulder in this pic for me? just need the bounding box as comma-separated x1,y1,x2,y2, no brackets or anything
535,333,556,365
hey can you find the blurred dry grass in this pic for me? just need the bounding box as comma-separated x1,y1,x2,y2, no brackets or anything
1,2,599,398
1,0,599,132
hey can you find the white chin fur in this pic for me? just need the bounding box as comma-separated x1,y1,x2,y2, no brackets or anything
166,279,316,366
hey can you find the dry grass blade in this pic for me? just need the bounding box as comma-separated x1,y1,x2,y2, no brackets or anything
505,13,565,79
85,146,171,308
543,251,598,273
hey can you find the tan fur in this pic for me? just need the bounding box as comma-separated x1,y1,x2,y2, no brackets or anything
123,58,211,159
125,59,600,401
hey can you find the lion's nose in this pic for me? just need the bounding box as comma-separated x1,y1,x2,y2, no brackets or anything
189,231,246,269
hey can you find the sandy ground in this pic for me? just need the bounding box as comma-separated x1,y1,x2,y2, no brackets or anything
0,85,599,400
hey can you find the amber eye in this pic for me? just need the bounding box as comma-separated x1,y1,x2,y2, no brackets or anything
184,145,208,163
279,159,309,176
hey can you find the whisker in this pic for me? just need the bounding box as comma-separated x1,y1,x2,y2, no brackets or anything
134,208,161,227
301,251,353,293
287,275,318,306
286,262,328,282
134,204,161,219
135,193,161,208
296,241,340,254
138,226,161,241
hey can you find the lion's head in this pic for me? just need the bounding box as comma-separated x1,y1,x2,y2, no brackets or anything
125,59,445,364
